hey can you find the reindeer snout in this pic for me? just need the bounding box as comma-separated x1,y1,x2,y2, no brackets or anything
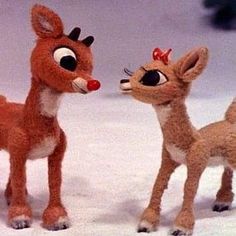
87,80,101,91
72,77,100,93
120,79,132,92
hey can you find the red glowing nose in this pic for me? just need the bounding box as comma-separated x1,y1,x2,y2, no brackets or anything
87,80,101,91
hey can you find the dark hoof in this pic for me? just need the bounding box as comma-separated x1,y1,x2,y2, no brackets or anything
137,220,156,233
170,226,193,236
46,217,70,231
49,224,68,231
11,218,31,229
212,203,230,212
171,229,186,236
137,227,150,233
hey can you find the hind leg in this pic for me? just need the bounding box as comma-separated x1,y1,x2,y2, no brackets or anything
213,167,234,212
215,133,236,212
7,127,32,229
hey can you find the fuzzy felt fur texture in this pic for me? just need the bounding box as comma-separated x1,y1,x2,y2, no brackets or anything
120,47,236,235
0,4,99,231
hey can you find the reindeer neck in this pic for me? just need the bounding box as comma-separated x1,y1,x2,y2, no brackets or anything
153,99,200,149
23,78,63,126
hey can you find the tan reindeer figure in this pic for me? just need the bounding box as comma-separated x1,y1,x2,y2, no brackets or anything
120,47,236,235
0,5,100,230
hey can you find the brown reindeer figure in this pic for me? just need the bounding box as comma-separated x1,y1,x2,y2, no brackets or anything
120,47,236,235
0,5,100,230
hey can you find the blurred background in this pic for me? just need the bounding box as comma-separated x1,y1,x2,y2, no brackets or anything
0,1,235,235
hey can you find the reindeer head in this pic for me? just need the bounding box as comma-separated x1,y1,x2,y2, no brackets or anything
120,47,209,105
30,5,100,94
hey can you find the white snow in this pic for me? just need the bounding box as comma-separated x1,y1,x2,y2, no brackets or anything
0,1,235,235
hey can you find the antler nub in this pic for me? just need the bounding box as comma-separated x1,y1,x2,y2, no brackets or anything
68,27,81,41
68,28,94,47
82,36,94,47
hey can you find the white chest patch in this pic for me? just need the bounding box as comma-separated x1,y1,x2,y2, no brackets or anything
28,137,57,160
40,88,63,117
165,144,186,164
153,104,172,127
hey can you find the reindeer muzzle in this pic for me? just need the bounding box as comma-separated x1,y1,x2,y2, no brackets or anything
72,78,101,94
120,79,132,92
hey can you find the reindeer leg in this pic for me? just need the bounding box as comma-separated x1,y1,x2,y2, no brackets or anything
214,134,236,212
42,130,70,230
8,128,32,229
171,141,209,236
138,147,179,233
5,177,12,206
213,167,234,212
5,176,28,206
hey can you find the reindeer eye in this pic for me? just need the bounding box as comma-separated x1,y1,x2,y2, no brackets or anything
140,70,167,86
53,47,77,71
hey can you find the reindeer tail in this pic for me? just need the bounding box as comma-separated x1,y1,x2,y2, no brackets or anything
225,98,236,123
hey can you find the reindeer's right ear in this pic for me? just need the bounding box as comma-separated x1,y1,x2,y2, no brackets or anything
174,47,209,82
31,5,64,39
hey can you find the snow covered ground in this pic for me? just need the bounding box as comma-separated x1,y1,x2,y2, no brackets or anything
0,0,235,235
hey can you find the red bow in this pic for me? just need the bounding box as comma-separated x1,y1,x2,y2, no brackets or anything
152,48,172,65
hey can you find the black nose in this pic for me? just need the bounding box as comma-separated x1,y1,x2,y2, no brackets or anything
120,79,130,84
140,70,160,86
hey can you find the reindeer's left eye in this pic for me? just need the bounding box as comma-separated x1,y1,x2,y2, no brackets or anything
53,47,77,71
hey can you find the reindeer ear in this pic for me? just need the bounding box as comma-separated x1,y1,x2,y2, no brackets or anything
174,47,209,82
31,4,64,39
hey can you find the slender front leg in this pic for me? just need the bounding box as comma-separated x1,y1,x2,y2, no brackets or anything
8,128,32,229
42,130,70,230
138,147,179,233
213,167,234,212
171,141,209,236
5,176,28,206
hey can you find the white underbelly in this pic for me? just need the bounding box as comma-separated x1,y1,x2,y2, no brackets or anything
28,137,57,160
165,144,229,167
208,156,229,167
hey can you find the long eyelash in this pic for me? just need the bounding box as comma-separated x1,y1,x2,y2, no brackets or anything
140,66,148,72
124,68,134,76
